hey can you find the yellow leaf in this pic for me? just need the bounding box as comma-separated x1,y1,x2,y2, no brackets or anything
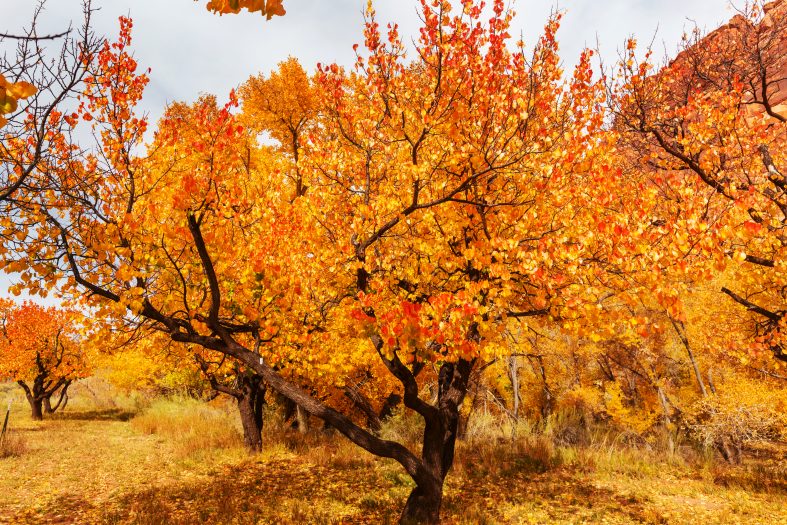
8,81,36,99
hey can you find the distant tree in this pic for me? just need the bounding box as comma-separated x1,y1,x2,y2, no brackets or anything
610,0,787,366
0,301,90,420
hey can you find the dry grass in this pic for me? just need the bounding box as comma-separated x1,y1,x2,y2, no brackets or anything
130,397,244,457
0,385,785,524
0,431,26,458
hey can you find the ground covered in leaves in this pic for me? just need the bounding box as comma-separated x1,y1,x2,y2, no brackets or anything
0,402,785,524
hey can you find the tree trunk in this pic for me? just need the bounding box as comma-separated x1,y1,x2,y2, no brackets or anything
47,380,71,414
296,405,309,434
17,381,45,421
657,386,675,453
399,359,472,524
508,355,520,419
236,375,266,452
400,478,443,524
29,397,43,421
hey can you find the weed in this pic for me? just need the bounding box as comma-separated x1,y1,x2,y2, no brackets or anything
0,430,26,458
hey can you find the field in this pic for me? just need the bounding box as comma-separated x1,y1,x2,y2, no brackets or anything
1,382,785,525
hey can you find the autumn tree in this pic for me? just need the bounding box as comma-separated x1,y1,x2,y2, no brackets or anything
239,57,317,200
609,0,787,371
0,3,640,523
0,301,89,420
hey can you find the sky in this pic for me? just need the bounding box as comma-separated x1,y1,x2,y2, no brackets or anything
4,0,736,126
1,0,736,302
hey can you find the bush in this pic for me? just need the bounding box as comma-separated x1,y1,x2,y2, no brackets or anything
683,386,787,459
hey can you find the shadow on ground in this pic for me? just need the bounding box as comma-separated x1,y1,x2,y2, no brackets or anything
6,455,670,524
51,408,136,422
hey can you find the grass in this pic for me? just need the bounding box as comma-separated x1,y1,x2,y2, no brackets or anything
130,397,245,457
0,386,785,524
0,430,26,458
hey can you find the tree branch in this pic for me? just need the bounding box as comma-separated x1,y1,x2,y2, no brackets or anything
721,287,781,322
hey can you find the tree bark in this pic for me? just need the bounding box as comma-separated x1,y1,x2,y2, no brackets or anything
399,359,473,524
237,375,266,452
43,380,72,415
17,380,44,421
508,355,520,419
29,396,44,421
400,478,443,525
296,405,309,434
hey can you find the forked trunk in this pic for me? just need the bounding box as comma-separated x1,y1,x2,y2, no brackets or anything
46,380,71,414
215,337,473,525
399,359,472,524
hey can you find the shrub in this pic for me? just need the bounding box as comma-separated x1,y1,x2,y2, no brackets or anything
683,386,787,459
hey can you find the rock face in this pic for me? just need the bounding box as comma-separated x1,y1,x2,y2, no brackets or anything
667,0,787,119
757,0,787,112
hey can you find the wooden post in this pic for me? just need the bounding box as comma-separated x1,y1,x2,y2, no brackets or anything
0,400,10,446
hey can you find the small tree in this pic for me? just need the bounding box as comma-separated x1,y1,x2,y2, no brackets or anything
0,301,89,420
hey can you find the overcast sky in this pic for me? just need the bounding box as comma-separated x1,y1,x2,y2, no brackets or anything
4,0,736,125
1,0,735,302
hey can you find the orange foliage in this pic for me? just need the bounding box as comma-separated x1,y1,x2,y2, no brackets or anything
2,0,787,520
198,0,285,19
0,301,89,384
0,301,91,419
0,74,36,127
